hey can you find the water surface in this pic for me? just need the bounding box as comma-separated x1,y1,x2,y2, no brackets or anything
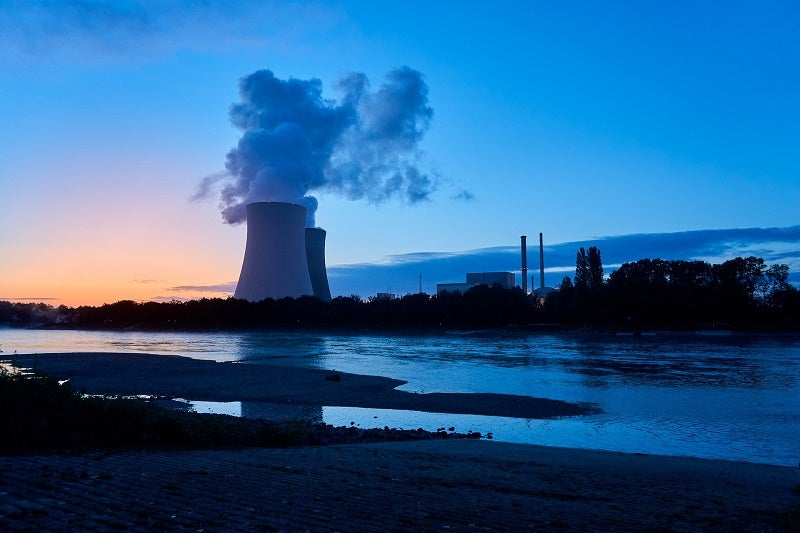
1,328,797,466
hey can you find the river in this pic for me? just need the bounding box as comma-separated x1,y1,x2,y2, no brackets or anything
1,328,798,466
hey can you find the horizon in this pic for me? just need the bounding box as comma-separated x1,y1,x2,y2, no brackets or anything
2,2,798,307
4,223,799,307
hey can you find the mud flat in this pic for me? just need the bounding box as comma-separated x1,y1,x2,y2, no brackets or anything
7,352,598,418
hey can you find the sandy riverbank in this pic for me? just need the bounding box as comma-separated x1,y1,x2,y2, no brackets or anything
2,440,798,531
3,352,799,530
7,352,598,418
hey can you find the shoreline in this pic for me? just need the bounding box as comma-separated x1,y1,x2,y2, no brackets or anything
5,350,797,468
20,323,800,335
3,352,799,529
6,352,599,419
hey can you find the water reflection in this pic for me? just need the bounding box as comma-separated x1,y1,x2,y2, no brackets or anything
567,335,787,389
1,328,798,466
241,401,323,422
232,332,329,368
176,399,323,422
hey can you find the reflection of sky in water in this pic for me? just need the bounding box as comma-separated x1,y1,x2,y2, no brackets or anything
185,400,242,417
1,329,798,466
322,407,800,466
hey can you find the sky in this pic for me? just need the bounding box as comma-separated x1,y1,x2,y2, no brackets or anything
1,1,799,306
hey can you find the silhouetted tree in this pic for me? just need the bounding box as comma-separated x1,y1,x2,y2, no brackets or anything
541,277,577,324
760,264,791,304
587,246,604,290
574,247,589,290
568,246,606,322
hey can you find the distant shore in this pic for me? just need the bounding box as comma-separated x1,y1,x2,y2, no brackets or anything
21,322,800,337
7,352,598,419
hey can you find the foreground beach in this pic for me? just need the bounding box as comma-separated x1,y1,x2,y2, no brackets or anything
2,352,799,530
2,440,799,531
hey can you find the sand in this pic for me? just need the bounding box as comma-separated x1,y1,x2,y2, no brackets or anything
3,352,799,530
1,441,798,531
7,352,598,418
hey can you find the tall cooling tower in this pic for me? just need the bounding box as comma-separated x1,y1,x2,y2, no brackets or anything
305,227,332,302
234,202,313,301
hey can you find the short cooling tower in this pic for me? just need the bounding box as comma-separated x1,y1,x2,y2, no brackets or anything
305,227,332,302
234,202,314,301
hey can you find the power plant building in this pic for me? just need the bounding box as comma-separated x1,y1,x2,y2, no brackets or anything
435,233,557,298
436,282,473,294
234,201,332,302
465,272,515,288
437,272,515,295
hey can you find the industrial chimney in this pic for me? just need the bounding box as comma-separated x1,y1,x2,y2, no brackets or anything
539,232,545,289
234,202,314,301
520,235,528,294
305,227,332,302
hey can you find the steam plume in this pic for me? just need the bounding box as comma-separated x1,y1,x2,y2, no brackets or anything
211,66,434,227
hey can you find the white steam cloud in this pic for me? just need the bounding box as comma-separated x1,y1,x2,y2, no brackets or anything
209,66,435,227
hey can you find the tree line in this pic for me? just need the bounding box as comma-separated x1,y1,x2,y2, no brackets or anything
0,285,535,331
2,252,798,331
544,248,799,329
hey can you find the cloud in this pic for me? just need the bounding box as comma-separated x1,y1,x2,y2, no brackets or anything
167,282,236,294
0,0,343,66
150,296,192,304
0,297,60,302
327,225,800,297
206,67,436,227
451,189,476,201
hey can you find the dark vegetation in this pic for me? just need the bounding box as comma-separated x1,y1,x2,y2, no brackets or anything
0,368,470,454
1,286,536,330
1,254,799,331
0,367,309,453
546,253,800,330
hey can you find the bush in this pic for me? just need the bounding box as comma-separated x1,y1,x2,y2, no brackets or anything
0,368,316,453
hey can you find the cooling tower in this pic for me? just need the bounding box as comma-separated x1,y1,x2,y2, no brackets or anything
234,202,314,301
305,227,332,302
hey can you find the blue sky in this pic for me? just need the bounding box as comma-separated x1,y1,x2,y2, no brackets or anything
1,1,798,305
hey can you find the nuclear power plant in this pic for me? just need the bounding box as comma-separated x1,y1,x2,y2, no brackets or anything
532,232,554,299
436,233,553,296
305,226,332,302
234,202,332,302
235,201,549,302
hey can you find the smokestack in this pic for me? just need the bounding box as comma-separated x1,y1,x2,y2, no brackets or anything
305,228,332,302
539,232,545,289
520,235,528,294
234,202,313,301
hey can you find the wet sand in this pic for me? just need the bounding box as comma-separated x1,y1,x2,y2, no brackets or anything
7,352,598,418
2,441,798,531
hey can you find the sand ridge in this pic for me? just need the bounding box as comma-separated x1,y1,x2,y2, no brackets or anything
8,352,598,418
